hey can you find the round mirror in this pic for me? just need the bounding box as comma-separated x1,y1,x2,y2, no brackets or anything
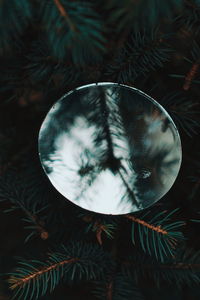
38,83,182,214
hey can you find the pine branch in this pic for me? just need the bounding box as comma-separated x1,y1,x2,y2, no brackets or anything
0,164,51,242
93,222,116,246
25,39,81,88
71,87,139,208
98,89,117,166
93,272,145,300
118,170,138,207
7,242,110,300
9,258,78,289
176,0,200,35
22,208,49,243
0,0,32,54
0,53,28,103
53,0,77,32
103,0,182,31
126,208,185,262
159,91,200,137
41,1,105,64
125,215,168,235
169,41,200,92
183,62,200,90
122,247,200,288
81,212,118,245
188,163,200,200
106,28,172,83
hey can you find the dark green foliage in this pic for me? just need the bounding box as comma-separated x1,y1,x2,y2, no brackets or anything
132,0,183,28
79,211,119,243
0,128,18,164
0,54,27,103
188,164,200,200
0,0,32,54
122,247,200,288
190,40,200,61
176,0,200,35
130,208,185,262
26,39,81,89
0,171,50,242
0,155,86,244
104,0,183,31
106,29,172,83
160,92,200,137
93,272,145,300
8,242,110,300
41,1,105,64
169,42,200,92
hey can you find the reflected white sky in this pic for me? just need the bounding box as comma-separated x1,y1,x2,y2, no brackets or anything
45,115,136,214
39,84,182,214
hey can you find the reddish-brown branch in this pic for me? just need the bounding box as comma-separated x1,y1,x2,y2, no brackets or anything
125,214,168,235
32,216,49,240
107,281,113,300
94,221,107,245
53,0,77,32
183,63,199,91
9,257,78,289
21,207,49,240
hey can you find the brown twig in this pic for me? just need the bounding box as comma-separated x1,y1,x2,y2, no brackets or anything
183,62,200,91
53,0,77,32
125,214,168,235
94,221,107,245
107,281,113,300
30,215,49,240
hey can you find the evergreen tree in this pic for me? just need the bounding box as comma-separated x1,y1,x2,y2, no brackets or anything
0,0,200,299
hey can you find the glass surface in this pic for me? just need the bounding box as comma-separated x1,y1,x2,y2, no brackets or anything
38,83,182,215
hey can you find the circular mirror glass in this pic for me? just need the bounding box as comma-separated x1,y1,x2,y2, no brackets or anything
38,83,182,214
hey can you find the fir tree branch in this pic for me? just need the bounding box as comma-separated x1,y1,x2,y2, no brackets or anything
9,258,78,289
53,0,77,32
22,209,49,242
93,272,145,300
183,62,200,90
0,0,32,54
0,169,50,242
122,248,200,287
188,165,200,200
8,242,110,300
98,89,116,164
41,1,105,63
125,214,168,235
176,0,200,35
160,91,200,137
103,0,182,31
126,209,185,262
107,281,113,300
170,41,200,92
93,222,116,246
118,170,138,207
106,29,171,82
81,213,117,245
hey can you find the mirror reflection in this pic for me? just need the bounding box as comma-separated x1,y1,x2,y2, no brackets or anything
39,83,182,214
